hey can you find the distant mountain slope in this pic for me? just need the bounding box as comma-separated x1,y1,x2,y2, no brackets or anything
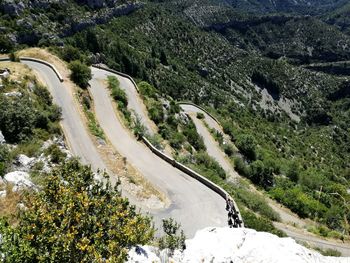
0,0,140,49
224,0,348,15
323,2,350,34
211,15,350,63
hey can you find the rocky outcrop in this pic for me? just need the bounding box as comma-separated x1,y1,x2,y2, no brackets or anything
0,130,5,144
14,154,35,172
0,0,142,46
1,171,36,192
63,2,142,36
127,227,349,262
0,0,25,17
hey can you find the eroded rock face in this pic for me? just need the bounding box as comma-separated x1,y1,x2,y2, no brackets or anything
0,130,5,144
0,0,25,17
72,0,120,9
13,154,35,172
2,171,36,192
127,227,349,263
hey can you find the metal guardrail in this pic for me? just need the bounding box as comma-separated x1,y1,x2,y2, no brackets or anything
0,56,64,82
92,64,243,227
1,58,243,226
177,101,221,126
141,136,244,227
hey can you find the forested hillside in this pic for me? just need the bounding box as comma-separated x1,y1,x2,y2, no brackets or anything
1,0,349,245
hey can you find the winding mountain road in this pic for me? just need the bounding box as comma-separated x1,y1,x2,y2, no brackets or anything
2,58,349,255
6,59,227,237
22,60,108,174
179,104,350,256
180,104,240,180
90,68,226,236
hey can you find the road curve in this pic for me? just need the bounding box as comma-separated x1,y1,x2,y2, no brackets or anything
93,69,156,134
180,103,350,256
180,104,239,180
7,60,349,254
90,67,227,237
21,61,107,174
274,222,350,256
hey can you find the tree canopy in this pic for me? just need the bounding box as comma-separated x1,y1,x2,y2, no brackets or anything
0,160,154,262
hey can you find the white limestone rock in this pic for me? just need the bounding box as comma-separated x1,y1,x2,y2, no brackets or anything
14,154,35,172
0,190,6,198
0,130,5,144
3,171,35,191
127,227,349,263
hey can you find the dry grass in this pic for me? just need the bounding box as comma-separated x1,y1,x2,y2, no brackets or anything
0,184,22,225
0,62,34,82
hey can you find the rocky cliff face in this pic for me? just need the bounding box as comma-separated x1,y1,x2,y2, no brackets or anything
0,0,141,47
127,227,349,263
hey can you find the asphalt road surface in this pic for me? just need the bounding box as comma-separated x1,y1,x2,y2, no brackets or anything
89,68,227,236
180,104,350,256
180,104,239,179
22,61,107,174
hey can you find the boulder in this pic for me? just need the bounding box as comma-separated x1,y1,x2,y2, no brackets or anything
3,171,35,191
128,227,349,263
0,0,25,16
14,154,35,172
0,130,5,144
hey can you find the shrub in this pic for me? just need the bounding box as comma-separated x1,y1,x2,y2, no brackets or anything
196,112,205,119
234,157,249,177
158,218,186,253
286,161,300,183
0,160,154,262
270,186,327,219
240,209,286,238
183,124,206,151
249,160,274,189
138,81,157,98
45,144,67,164
0,145,10,178
170,132,185,149
195,152,226,179
223,144,235,157
133,115,147,138
60,45,83,62
232,185,280,221
108,76,128,107
0,95,36,143
9,52,20,62
68,60,91,89
148,100,164,124
236,134,257,161
146,134,163,150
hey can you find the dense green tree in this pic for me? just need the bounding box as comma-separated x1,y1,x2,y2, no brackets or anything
68,60,92,89
0,160,154,262
286,161,300,183
60,45,83,62
236,134,257,161
138,81,157,98
0,95,36,143
148,100,164,124
158,218,186,253
249,160,274,189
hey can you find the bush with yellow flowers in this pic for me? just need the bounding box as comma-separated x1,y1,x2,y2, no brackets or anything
0,160,154,262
